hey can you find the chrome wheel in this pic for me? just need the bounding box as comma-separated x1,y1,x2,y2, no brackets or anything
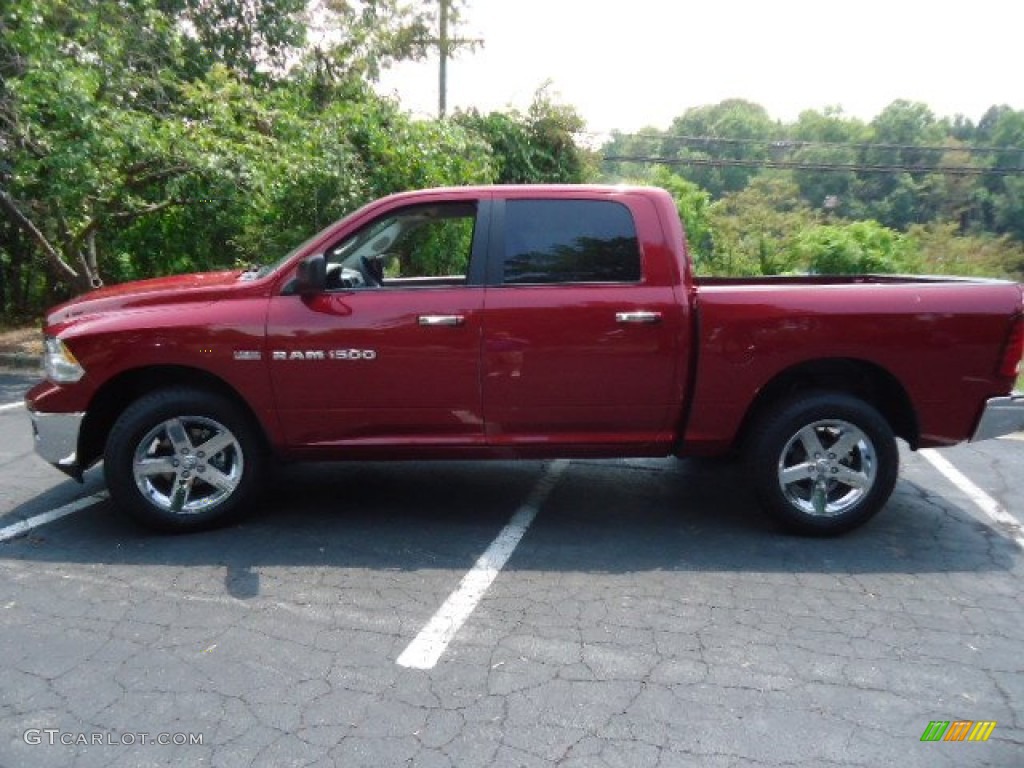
132,415,244,516
776,419,877,518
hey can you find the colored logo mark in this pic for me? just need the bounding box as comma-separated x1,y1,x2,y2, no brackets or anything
920,720,997,742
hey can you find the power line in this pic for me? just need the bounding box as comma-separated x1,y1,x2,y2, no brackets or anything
591,132,1024,156
602,155,1024,176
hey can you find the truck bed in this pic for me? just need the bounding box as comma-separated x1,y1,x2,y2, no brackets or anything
695,273,1016,287
683,276,1023,454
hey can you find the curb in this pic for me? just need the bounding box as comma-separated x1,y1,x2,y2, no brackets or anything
0,353,39,371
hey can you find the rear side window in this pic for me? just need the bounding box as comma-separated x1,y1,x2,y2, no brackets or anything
502,200,642,285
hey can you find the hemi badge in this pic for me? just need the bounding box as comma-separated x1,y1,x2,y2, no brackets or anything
233,350,262,361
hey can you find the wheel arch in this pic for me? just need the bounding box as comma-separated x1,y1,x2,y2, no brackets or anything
78,366,270,471
738,358,919,452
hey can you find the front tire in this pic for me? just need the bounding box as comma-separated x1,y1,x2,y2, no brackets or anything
748,393,898,536
105,388,265,532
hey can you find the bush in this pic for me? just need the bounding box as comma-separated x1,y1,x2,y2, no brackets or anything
787,221,919,274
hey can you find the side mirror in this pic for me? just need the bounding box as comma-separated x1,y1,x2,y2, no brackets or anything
287,255,326,296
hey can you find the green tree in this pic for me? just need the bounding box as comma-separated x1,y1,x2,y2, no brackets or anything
917,139,988,232
456,88,590,184
663,99,779,198
856,100,947,229
161,0,307,81
599,126,664,182
0,0,497,310
650,168,713,266
907,221,1024,279
787,220,918,275
706,176,820,275
1,0,203,292
786,107,869,218
302,0,476,99
984,108,1024,241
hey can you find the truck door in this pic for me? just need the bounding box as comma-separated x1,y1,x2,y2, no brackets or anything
482,195,684,451
266,200,489,452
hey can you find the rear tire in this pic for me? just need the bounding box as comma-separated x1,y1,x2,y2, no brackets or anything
104,388,264,532
748,392,898,536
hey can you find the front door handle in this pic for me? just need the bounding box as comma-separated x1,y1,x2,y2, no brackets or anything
418,315,465,327
616,311,662,324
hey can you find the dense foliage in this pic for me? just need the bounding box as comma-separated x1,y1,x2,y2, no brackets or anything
1,2,1022,322
454,86,593,184
0,0,587,319
603,99,1024,278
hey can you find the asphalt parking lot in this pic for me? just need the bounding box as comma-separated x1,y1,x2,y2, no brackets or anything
1,368,1022,768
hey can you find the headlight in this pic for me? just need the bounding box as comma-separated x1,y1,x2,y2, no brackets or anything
43,337,85,383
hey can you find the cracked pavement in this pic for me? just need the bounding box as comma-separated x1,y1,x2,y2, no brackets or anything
1,370,1022,767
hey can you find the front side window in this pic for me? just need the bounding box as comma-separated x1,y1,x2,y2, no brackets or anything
324,202,477,290
502,200,642,285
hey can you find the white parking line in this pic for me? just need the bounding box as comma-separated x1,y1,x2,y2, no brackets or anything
397,460,569,670
0,401,24,413
0,492,109,543
920,449,1024,550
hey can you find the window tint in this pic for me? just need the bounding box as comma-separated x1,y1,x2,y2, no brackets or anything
502,200,641,285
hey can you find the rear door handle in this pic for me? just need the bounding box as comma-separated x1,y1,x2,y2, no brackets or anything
616,311,662,324
418,315,465,327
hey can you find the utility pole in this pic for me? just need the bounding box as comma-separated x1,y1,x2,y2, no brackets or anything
429,0,482,118
439,0,449,118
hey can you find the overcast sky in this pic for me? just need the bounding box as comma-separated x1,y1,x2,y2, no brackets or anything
374,0,1024,136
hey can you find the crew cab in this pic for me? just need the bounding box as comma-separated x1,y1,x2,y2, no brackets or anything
25,185,1024,535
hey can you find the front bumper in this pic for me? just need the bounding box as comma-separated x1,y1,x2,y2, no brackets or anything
29,410,85,480
971,393,1024,442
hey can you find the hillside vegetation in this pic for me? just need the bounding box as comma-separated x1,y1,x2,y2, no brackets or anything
2,2,1022,322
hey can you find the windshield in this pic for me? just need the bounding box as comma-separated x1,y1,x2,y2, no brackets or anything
253,233,321,280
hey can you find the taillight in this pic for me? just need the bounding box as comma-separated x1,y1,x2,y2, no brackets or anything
999,313,1024,379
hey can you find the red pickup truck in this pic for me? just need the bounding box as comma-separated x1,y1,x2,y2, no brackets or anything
26,185,1024,535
